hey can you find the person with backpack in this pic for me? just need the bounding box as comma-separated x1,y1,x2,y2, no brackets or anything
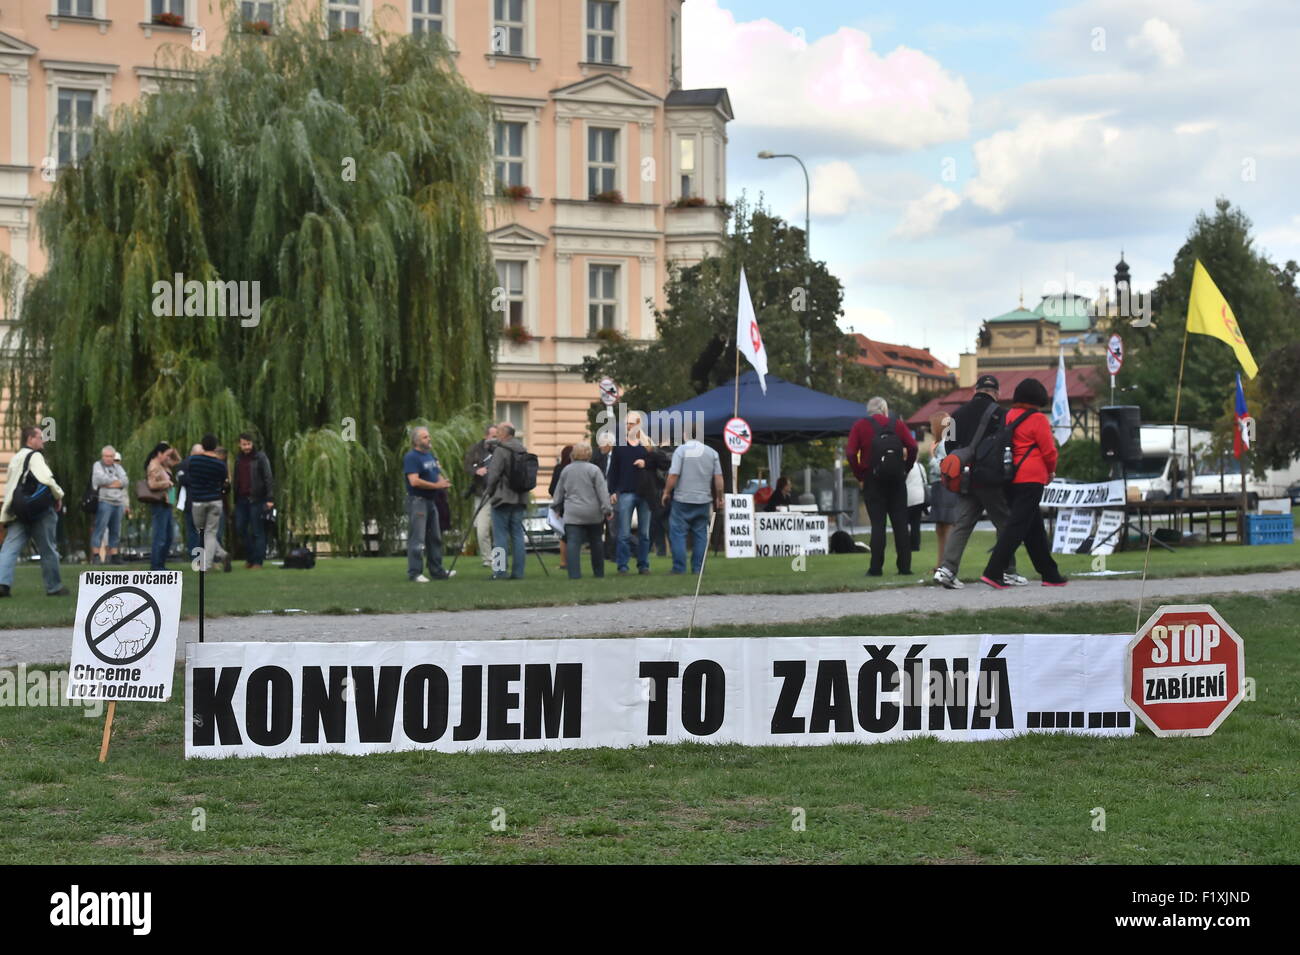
404,426,455,582
847,396,917,577
90,445,130,565
485,421,534,580
933,375,1027,589
981,378,1067,589
0,426,68,597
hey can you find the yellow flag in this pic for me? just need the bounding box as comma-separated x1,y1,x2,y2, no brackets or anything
1186,259,1258,378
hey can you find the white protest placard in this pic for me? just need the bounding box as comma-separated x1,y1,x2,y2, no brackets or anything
68,570,182,703
724,494,755,557
1062,509,1098,553
186,633,1133,759
1041,479,1125,508
1091,509,1125,555
754,512,828,557
1052,508,1076,553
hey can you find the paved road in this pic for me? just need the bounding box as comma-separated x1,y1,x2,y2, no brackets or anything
5,569,1295,666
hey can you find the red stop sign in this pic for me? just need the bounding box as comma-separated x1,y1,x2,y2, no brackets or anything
1125,604,1245,737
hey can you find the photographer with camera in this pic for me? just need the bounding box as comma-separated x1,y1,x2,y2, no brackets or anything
464,424,498,568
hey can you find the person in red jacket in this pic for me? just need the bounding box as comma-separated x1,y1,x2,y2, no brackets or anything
981,378,1067,588
847,396,918,577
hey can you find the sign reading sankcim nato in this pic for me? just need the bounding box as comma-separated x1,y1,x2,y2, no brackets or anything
67,571,182,703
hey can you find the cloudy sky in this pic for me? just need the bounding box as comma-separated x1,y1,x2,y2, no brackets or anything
682,0,1300,367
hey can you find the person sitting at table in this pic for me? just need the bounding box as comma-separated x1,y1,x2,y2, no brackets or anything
764,476,794,511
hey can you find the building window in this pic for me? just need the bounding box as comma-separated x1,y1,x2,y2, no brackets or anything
151,0,186,20
492,0,524,56
495,261,526,328
586,0,616,64
326,0,361,32
56,89,96,168
240,0,274,26
679,137,695,198
412,0,443,34
587,127,617,198
588,264,618,333
496,401,527,440
494,121,525,189
58,0,95,16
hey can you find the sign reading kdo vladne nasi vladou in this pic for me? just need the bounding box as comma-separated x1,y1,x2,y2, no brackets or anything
68,571,182,703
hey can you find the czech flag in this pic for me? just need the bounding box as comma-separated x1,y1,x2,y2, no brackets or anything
1233,372,1250,459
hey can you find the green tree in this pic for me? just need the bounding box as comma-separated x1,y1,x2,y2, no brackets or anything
577,196,913,474
3,17,496,553
1109,199,1293,426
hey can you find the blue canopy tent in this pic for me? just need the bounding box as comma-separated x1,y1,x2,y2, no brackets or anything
659,371,869,524
658,370,867,444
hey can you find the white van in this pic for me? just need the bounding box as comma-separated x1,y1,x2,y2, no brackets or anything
1124,426,1210,501
1191,455,1300,502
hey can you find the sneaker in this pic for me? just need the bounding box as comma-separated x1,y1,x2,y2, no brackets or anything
638,567,650,575
865,568,883,577
1042,578,1069,587
933,567,964,590
413,574,431,583
430,569,456,580
1002,573,1029,587
47,587,71,597
980,575,1008,590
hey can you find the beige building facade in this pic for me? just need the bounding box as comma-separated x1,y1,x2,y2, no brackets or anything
0,1,732,485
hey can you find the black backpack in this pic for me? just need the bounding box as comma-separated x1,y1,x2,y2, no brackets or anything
969,410,1036,487
9,451,55,522
506,446,539,494
866,414,907,483
81,472,100,515
283,545,316,569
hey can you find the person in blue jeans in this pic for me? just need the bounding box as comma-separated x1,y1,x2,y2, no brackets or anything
484,422,529,579
403,426,455,582
551,441,612,579
0,426,69,598
143,443,181,570
606,411,652,575
662,438,724,574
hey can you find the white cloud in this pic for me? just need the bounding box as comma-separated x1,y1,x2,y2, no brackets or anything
809,161,869,217
683,0,971,152
838,305,896,335
894,185,961,238
1126,17,1185,68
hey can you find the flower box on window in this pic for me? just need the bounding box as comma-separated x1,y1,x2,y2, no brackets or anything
332,26,364,39
591,190,624,204
242,19,273,35
501,184,532,201
153,11,185,27
671,196,708,208
592,327,624,343
503,324,533,345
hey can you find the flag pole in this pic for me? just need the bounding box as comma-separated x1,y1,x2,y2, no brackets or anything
1172,326,1190,426
732,329,740,493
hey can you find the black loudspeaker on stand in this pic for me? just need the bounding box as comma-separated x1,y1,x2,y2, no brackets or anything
1094,405,1173,553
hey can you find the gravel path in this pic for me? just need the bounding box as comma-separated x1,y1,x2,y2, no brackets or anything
5,569,1296,666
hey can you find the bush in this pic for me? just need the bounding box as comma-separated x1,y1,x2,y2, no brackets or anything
1054,438,1110,482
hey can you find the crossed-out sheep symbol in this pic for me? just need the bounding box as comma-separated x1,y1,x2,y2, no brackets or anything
92,594,155,660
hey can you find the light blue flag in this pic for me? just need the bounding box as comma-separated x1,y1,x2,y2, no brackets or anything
1051,347,1071,445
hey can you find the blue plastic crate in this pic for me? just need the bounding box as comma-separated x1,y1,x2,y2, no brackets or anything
1245,513,1294,545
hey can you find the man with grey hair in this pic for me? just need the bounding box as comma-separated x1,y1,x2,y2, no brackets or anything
91,445,130,565
485,421,529,579
847,396,917,577
404,426,454,582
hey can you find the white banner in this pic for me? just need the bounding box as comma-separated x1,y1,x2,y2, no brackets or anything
724,494,755,557
754,512,828,557
1042,480,1125,508
68,571,182,703
186,634,1134,759
1052,508,1125,555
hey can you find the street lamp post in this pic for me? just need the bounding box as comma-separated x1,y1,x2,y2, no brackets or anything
758,150,812,385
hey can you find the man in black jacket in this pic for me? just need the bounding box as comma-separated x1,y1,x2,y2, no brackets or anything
463,424,498,568
933,375,1025,589
233,432,274,569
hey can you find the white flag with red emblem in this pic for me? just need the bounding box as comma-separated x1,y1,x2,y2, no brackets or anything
736,267,768,394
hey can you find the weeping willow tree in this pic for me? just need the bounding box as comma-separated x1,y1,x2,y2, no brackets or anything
4,13,497,554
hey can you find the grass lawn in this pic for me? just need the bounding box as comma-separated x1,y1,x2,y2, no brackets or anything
3,530,1300,630
2,592,1295,864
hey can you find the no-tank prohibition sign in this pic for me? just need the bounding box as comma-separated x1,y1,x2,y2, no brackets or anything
724,417,753,455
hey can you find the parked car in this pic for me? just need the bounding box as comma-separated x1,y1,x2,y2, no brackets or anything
523,503,562,552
